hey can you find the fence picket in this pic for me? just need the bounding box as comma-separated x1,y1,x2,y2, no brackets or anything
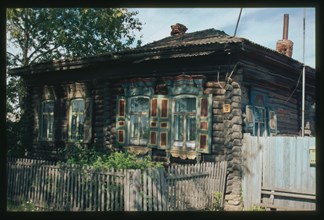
7,157,228,212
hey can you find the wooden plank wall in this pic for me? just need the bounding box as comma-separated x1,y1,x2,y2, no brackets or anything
241,134,316,210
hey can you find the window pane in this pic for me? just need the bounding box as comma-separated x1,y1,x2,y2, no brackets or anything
174,115,184,141
130,115,139,142
130,97,149,113
42,115,48,138
43,101,54,113
140,114,149,141
78,115,84,140
255,107,264,122
71,114,77,139
175,98,196,113
48,115,54,139
187,116,196,141
129,97,149,145
72,99,85,112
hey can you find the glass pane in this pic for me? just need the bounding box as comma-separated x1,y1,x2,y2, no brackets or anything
42,115,48,138
48,115,54,139
72,99,85,112
130,97,149,113
71,114,77,139
187,116,196,141
130,115,139,138
175,98,196,113
78,115,84,140
255,107,264,122
174,115,183,141
140,114,149,141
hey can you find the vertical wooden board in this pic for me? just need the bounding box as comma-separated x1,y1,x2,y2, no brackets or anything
148,169,153,211
153,169,159,211
160,169,168,211
241,134,250,209
253,137,262,206
33,164,39,206
22,161,28,202
43,165,48,207
136,169,143,211
143,169,148,211
101,172,105,211
52,166,58,208
112,168,116,211
157,169,163,211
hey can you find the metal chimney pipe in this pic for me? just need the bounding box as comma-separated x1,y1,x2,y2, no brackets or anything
283,14,289,40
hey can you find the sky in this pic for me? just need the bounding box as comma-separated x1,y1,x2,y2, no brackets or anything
129,8,316,68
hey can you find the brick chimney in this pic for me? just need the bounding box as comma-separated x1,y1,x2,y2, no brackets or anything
276,14,293,57
171,23,187,36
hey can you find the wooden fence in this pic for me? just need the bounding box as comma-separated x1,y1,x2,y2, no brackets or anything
241,134,316,210
7,158,227,211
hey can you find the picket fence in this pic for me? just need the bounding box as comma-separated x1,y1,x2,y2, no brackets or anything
7,157,227,211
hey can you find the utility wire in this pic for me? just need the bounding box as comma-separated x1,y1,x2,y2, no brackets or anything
234,8,243,37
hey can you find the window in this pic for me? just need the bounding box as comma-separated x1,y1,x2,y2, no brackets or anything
254,106,266,136
69,99,85,141
129,96,150,145
116,76,212,156
173,96,197,149
40,100,54,140
245,105,277,136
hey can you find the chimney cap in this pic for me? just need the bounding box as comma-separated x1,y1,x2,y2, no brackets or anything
171,23,188,36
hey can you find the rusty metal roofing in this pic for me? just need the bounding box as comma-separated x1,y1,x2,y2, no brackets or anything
9,28,315,76
138,29,244,51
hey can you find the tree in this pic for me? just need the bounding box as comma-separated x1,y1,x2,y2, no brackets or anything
7,8,143,66
6,8,143,155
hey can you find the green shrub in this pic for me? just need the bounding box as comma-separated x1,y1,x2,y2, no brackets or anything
62,143,163,169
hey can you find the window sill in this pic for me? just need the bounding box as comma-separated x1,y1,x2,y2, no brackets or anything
167,149,198,160
124,146,152,155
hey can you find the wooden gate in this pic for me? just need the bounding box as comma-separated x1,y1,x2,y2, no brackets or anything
242,134,316,210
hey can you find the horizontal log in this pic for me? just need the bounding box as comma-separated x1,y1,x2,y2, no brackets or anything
231,96,241,102
213,123,224,131
213,109,224,115
232,124,242,132
231,102,241,108
204,88,226,95
212,137,225,144
231,82,240,88
225,84,233,91
206,81,226,88
232,139,242,146
213,116,224,123
213,96,225,101
231,132,242,139
232,88,241,96
212,131,224,138
213,101,224,108
231,109,242,116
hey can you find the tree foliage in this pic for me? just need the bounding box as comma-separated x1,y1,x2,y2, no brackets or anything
6,8,143,154
7,8,143,66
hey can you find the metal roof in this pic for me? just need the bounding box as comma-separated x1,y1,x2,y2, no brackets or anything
9,28,315,76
